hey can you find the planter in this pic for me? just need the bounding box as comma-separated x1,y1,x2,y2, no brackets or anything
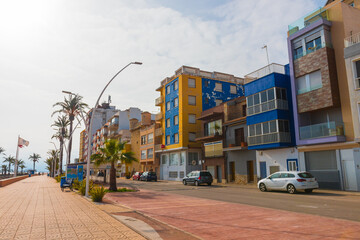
229,144,235,147
241,142,248,147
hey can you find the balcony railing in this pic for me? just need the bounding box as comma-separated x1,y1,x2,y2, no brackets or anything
299,121,344,140
155,96,163,106
225,136,247,148
248,132,291,146
155,128,163,137
155,113,162,121
288,8,328,36
196,130,223,139
344,32,360,48
245,63,285,82
154,144,163,151
247,99,288,116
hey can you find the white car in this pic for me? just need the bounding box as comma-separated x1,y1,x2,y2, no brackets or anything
257,171,319,194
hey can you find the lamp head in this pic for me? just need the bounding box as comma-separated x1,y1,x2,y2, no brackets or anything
132,62,143,65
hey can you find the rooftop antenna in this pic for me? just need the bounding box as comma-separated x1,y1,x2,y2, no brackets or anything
262,44,270,74
108,95,111,104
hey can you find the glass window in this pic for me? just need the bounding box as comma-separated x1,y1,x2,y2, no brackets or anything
166,118,170,128
174,97,178,108
166,102,170,111
189,132,196,142
180,151,186,166
269,121,277,133
147,148,153,159
276,88,281,99
215,82,222,92
188,152,199,165
247,95,254,107
215,99,222,106
294,46,303,59
249,125,255,136
278,120,284,132
255,124,262,135
284,121,289,132
189,114,196,124
188,78,196,88
281,89,287,100
355,60,360,89
147,133,153,144
267,88,274,101
161,155,168,165
174,133,179,143
261,91,267,103
263,122,269,134
309,70,322,90
205,120,222,136
169,153,179,166
174,80,178,90
270,173,281,179
141,135,146,145
174,115,179,125
230,85,237,94
166,135,170,144
141,150,146,160
188,95,196,105
166,85,170,95
296,75,307,94
298,172,314,178
253,93,260,105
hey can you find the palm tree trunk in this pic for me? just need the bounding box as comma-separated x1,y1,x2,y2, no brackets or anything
109,162,117,191
68,119,73,164
8,163,11,174
33,161,35,171
59,140,64,175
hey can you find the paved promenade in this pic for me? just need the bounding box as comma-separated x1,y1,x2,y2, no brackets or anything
0,176,144,240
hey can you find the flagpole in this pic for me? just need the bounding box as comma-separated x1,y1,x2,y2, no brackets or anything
14,135,20,177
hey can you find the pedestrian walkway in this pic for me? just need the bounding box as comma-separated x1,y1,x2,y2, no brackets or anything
0,176,144,240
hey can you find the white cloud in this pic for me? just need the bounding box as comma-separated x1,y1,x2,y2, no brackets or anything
0,0,325,171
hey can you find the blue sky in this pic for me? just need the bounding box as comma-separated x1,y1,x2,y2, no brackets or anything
0,0,327,172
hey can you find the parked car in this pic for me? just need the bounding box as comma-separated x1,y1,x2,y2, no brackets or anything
132,172,143,181
257,171,319,194
183,170,213,186
140,171,157,182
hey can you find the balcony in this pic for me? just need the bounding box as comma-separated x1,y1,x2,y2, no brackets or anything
155,128,163,137
108,117,119,130
247,99,288,116
155,96,163,106
154,144,163,151
299,121,344,140
195,130,223,141
344,32,360,47
155,113,162,121
248,132,291,146
245,63,285,83
288,8,328,36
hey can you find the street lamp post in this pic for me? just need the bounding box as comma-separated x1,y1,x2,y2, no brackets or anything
85,62,142,197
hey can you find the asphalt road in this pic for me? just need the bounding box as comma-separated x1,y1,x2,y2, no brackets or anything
117,179,360,222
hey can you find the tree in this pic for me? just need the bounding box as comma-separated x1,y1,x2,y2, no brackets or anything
3,156,15,174
47,149,59,177
1,165,7,175
51,115,69,175
91,139,138,191
29,153,41,172
52,94,88,165
0,147,5,155
16,160,25,175
19,163,26,174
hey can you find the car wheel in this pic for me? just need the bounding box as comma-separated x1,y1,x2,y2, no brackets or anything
195,181,199,186
259,183,267,192
305,189,313,193
61,187,64,192
287,184,297,194
207,183,211,186
183,180,187,185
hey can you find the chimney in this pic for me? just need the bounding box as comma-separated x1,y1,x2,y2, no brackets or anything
141,112,151,125
129,118,139,130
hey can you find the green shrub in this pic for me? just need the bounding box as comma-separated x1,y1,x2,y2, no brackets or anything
90,185,106,202
105,187,136,193
72,179,80,190
79,179,94,196
55,174,65,182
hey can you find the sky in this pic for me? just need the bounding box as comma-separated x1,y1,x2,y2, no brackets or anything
0,0,327,172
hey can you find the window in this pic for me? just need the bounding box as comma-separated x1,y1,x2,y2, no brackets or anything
141,135,146,145
287,159,298,171
188,95,196,105
170,153,179,166
188,152,199,165
230,85,237,94
166,135,170,145
215,82,222,92
294,46,303,59
174,80,178,90
174,97,178,108
215,99,222,106
354,60,360,89
161,155,168,165
248,120,288,137
141,150,146,160
189,114,196,124
166,118,170,128
306,37,322,54
204,120,222,136
180,151,186,166
166,101,171,111
174,133,179,143
188,78,196,88
147,148,153,159
147,133,153,144
247,95,254,107
174,115,179,125
166,85,170,95
296,70,322,94
169,171,178,178
189,132,196,142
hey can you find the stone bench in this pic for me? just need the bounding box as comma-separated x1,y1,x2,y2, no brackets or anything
0,175,28,187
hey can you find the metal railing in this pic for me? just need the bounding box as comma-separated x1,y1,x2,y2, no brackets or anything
248,132,291,146
299,121,344,140
247,99,288,116
344,32,360,48
245,63,285,82
196,130,223,139
288,8,328,36
155,96,163,106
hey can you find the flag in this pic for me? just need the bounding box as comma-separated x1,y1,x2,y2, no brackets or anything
18,137,29,148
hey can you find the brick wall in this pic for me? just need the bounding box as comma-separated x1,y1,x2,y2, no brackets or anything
0,175,28,187
294,47,340,113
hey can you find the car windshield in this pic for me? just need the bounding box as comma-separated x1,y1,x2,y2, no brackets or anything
298,172,314,178
148,172,156,176
200,172,212,177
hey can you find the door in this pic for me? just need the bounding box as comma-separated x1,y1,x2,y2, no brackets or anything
217,166,222,183
229,162,235,182
235,128,245,146
160,154,169,180
207,166,215,180
260,162,267,179
247,161,254,183
266,172,282,190
341,149,357,191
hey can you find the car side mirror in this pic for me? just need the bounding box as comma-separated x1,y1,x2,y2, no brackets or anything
267,176,271,179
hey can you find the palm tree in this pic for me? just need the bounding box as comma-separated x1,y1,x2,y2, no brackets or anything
51,115,69,175
91,139,138,191
45,158,52,173
16,160,25,175
29,153,41,172
0,147,5,155
52,94,88,164
3,156,15,174
19,163,26,174
47,149,59,177
1,165,7,175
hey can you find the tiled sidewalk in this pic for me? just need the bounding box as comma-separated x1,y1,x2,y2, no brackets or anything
0,176,145,240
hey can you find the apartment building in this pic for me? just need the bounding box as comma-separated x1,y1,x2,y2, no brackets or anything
155,66,244,181
287,0,360,190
